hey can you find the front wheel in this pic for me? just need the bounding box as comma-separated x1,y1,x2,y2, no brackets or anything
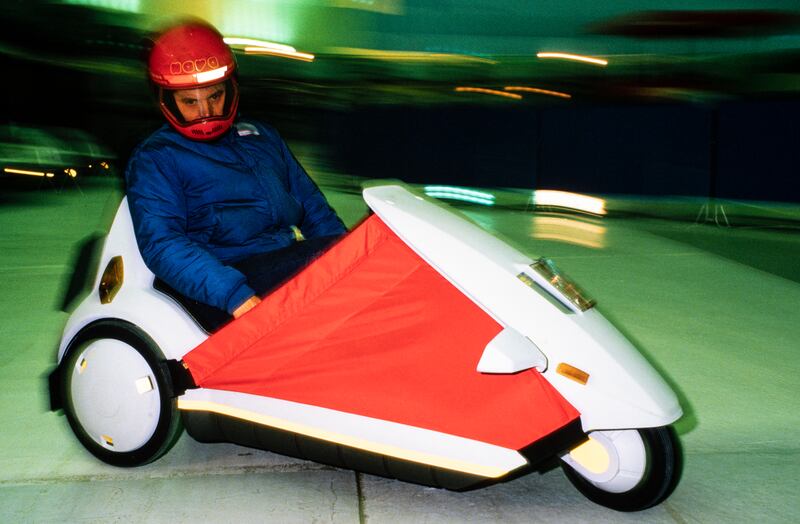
60,319,183,466
560,426,682,512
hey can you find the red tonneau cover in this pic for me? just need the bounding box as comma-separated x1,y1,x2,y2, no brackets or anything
183,214,579,451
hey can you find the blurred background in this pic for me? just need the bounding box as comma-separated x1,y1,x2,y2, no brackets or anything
1,0,799,202
3,5,800,521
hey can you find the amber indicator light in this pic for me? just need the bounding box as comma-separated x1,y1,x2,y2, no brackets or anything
557,363,590,385
99,256,124,304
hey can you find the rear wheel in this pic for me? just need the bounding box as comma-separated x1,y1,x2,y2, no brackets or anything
60,320,182,466
560,426,681,512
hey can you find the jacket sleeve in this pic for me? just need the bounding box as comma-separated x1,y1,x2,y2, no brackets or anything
126,147,255,314
271,129,347,238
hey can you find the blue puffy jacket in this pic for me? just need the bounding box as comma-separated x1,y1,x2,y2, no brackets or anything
125,120,346,314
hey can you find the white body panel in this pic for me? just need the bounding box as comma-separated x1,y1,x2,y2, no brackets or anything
561,429,648,493
477,327,547,374
362,185,682,431
58,186,680,470
57,198,208,362
68,339,162,452
179,388,527,478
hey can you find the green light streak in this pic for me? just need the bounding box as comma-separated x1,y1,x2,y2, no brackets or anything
424,186,495,206
63,0,140,12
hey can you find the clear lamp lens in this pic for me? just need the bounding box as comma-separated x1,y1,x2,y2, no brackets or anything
530,258,595,312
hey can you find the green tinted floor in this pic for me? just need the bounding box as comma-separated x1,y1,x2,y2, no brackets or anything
0,178,798,523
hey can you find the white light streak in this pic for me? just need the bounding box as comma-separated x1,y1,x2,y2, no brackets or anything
223,37,297,54
533,190,607,215
244,47,315,62
536,52,608,66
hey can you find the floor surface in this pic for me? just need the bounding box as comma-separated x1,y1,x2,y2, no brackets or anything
1,176,798,523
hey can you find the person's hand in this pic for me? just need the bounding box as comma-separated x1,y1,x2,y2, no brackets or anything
232,295,261,319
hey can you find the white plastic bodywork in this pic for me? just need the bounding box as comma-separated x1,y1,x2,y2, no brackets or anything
362,185,682,432
477,327,547,374
561,429,647,493
58,186,680,471
67,339,162,452
57,198,208,364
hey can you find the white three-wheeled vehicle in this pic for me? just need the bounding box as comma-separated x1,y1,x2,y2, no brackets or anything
50,184,682,512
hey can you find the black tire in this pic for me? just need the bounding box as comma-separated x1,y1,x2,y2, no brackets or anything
59,319,183,467
561,426,682,512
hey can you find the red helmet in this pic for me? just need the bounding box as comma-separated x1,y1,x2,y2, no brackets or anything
148,22,239,141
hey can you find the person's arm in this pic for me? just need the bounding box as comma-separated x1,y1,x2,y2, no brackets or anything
126,147,256,314
272,131,347,238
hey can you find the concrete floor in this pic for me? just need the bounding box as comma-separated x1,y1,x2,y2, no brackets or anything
1,175,798,523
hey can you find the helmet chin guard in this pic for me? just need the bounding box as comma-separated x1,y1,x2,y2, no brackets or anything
148,22,239,141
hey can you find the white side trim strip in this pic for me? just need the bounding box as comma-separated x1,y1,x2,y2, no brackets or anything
179,388,527,478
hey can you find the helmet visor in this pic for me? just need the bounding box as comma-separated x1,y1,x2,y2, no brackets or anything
160,78,238,127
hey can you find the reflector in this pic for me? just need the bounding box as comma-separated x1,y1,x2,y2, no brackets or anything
99,256,124,304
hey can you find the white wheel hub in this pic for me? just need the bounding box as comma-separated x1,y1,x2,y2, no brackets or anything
561,429,647,493
68,339,161,452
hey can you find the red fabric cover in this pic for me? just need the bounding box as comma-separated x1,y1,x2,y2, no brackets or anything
183,215,580,450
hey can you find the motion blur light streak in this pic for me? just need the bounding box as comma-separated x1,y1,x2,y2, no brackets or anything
4,167,48,177
63,0,140,12
424,185,495,206
223,36,315,62
331,48,497,64
504,86,572,99
419,192,494,205
533,190,607,216
455,87,522,100
536,52,608,66
424,185,494,201
329,0,404,15
223,37,297,54
532,216,606,249
244,46,315,62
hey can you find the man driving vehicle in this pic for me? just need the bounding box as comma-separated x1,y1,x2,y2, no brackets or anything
126,21,346,331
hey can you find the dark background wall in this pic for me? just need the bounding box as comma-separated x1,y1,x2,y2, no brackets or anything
326,99,800,202
716,100,800,201
3,44,797,203
323,106,540,189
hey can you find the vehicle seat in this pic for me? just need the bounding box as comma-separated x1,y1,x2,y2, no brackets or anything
153,278,232,334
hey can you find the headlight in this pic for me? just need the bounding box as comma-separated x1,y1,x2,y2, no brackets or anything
519,258,595,313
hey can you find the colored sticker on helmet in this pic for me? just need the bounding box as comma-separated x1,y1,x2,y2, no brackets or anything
170,56,222,75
